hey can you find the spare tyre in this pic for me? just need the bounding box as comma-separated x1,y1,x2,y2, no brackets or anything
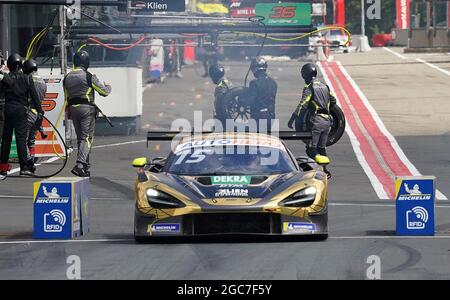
294,104,346,147
221,86,252,122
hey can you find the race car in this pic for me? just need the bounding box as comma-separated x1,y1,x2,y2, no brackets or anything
133,131,329,242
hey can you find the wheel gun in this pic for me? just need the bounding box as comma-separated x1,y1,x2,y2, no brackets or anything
93,103,114,127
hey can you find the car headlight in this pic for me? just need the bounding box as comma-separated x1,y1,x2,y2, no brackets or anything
279,186,317,207
146,188,185,209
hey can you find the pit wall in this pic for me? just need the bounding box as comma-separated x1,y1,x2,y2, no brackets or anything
41,67,143,136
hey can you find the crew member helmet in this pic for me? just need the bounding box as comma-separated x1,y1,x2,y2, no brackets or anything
7,53,22,72
301,63,318,83
209,64,225,84
250,56,268,77
23,59,38,75
73,50,90,69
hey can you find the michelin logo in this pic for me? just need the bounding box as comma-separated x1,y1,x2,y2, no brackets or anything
44,209,66,232
43,186,60,198
283,222,316,233
152,223,180,232
406,206,429,230
398,183,431,200
36,186,69,204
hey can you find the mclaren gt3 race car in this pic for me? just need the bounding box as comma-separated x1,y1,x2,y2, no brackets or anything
133,131,329,241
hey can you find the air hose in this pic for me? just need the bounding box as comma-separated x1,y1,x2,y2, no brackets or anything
234,26,352,47
244,16,267,88
2,115,69,180
32,114,69,178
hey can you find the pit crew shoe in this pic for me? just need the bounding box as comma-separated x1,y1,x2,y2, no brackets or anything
314,154,330,165
71,166,89,177
20,168,35,177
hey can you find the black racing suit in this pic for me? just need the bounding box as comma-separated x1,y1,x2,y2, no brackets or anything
0,71,43,171
27,73,47,159
291,80,337,158
246,73,277,132
0,73,5,145
63,67,111,171
214,78,232,126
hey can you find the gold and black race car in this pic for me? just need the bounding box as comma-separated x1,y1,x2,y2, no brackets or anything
132,131,329,242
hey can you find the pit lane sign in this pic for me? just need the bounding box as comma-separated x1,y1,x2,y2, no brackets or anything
127,0,186,13
395,176,435,236
33,177,89,239
255,2,311,26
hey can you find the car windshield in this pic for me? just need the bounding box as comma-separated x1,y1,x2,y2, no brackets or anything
165,146,297,175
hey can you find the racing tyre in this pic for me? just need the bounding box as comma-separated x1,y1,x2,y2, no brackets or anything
214,92,228,123
294,104,346,147
222,87,252,122
314,234,329,241
134,235,148,243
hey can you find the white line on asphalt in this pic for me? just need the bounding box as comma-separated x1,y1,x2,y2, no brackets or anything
416,57,450,76
383,47,407,60
3,140,145,177
1,236,449,245
6,156,62,176
0,239,134,245
328,236,450,240
318,62,389,199
92,140,146,149
335,61,447,201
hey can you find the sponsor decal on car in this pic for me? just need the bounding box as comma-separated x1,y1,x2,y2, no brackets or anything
175,138,284,153
211,175,251,185
283,222,316,233
151,223,181,232
215,189,249,198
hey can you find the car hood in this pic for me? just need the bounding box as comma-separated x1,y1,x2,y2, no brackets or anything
148,171,316,204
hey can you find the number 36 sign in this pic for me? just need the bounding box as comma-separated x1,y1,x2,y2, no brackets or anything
255,3,311,26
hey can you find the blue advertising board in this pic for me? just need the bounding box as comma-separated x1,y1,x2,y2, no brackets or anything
395,176,435,236
33,177,89,239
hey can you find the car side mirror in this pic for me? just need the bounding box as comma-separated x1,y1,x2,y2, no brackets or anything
132,157,148,168
296,156,317,172
149,157,165,173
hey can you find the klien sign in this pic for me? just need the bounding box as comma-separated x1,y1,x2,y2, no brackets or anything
396,0,410,29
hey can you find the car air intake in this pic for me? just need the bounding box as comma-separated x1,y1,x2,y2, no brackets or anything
191,213,280,235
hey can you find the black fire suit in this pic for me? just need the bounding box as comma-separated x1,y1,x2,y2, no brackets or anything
27,73,47,159
292,80,337,158
0,71,43,171
246,74,277,132
0,74,5,145
214,78,232,126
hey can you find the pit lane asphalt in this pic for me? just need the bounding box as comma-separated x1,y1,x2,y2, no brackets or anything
0,54,449,279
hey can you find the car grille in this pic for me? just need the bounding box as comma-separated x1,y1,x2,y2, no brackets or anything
189,213,281,235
